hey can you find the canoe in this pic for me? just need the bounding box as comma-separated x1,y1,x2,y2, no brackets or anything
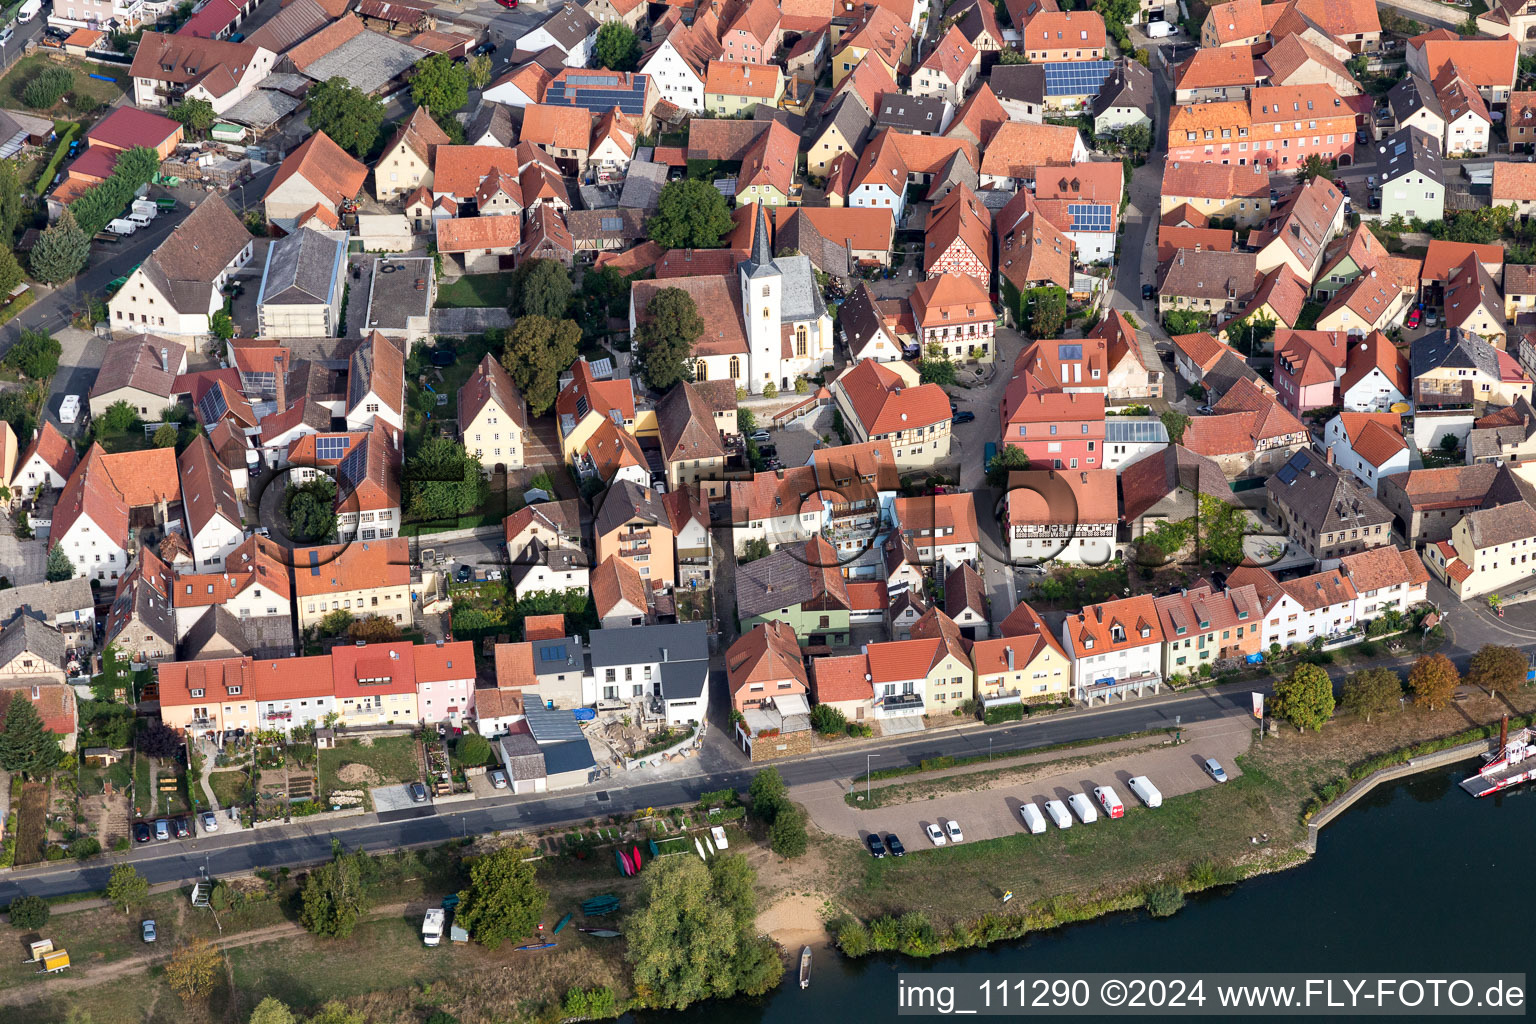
631,844,642,870
515,943,557,952
615,849,630,876
799,946,812,989
703,833,715,855
553,913,572,934
694,836,707,860
579,928,621,937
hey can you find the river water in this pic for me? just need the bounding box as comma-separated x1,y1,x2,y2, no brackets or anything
639,759,1533,1022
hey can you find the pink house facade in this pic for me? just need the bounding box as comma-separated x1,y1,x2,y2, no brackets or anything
415,642,477,727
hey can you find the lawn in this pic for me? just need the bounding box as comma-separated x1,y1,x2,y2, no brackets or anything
433,272,516,309
318,736,421,798
92,425,154,454
0,54,129,116
208,768,251,808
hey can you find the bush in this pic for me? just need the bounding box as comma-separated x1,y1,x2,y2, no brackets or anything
835,917,870,957
983,702,1025,725
1143,883,1185,918
8,894,50,928
22,67,73,110
44,845,66,861
69,836,101,860
456,732,492,767
809,703,846,736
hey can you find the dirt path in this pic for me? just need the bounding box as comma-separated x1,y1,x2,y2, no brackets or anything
3,903,413,1008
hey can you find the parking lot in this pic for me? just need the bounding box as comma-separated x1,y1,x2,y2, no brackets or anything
799,716,1253,848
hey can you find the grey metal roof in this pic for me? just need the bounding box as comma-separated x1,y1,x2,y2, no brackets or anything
587,621,708,668
618,159,668,210
659,658,707,700
594,479,670,538
771,253,826,324
303,32,425,93
0,579,94,626
224,88,303,129
989,63,1046,105
523,705,585,742
0,613,67,675
259,226,346,307
533,634,584,678
540,737,597,777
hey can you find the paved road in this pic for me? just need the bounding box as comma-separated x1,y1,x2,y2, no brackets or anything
0,684,1254,902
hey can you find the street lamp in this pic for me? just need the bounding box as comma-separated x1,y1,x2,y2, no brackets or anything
865,753,880,804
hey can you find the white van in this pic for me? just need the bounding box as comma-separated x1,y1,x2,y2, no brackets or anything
59,395,81,425
1018,802,1047,835
1067,793,1098,823
127,210,153,228
106,218,137,236
1128,776,1163,808
1146,20,1175,36
1044,799,1072,829
1094,786,1125,819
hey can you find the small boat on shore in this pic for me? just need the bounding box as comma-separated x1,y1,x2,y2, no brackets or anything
579,928,621,938
799,946,812,989
515,942,557,952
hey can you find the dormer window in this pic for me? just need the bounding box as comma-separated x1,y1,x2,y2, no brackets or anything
1140,626,1151,638
191,688,205,698
1198,620,1210,630
228,686,242,696
1175,625,1186,636
1238,610,1249,620
1084,638,1094,649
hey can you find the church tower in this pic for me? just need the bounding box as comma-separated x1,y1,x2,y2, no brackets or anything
739,203,781,394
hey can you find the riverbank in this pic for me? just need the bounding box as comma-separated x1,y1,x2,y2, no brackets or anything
811,684,1536,961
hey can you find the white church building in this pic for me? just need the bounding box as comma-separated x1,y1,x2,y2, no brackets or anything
629,206,834,394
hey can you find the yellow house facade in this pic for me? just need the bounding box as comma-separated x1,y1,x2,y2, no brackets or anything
970,634,1071,704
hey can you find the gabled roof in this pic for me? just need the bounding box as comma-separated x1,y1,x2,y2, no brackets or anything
1162,160,1270,200
264,130,367,206
1337,411,1407,468
1266,447,1394,533
1120,444,1231,522
656,381,725,465
945,81,1007,145
129,31,266,97
705,59,781,99
923,182,991,275
977,121,1081,181
1006,469,1118,524
1175,45,1262,91
835,355,951,436
435,214,520,252
521,102,592,151
1462,500,1536,549
348,331,404,418
137,198,252,314
19,421,78,482
919,25,977,85
457,354,526,431
91,336,185,403
595,478,670,538
86,107,183,151
178,433,241,537
727,621,808,696
1341,331,1410,398
809,652,873,704
592,552,647,619
1065,595,1163,657
381,104,450,165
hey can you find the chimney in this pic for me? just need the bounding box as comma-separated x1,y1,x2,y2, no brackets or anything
275,352,287,409
1004,646,1014,670
1499,713,1509,753
1325,446,1334,467
161,346,170,372
662,648,669,662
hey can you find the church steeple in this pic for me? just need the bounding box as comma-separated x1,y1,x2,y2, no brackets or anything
744,201,775,278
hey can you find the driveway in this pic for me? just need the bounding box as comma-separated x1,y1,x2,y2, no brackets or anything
799,716,1254,845
371,784,426,812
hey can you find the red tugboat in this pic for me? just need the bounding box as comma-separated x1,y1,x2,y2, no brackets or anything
1460,716,1536,797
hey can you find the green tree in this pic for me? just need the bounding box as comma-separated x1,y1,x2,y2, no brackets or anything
284,477,338,543
1117,121,1152,154
635,287,702,390
168,98,217,136
411,55,470,115
1339,667,1402,724
1020,285,1067,338
346,615,400,643
105,864,149,914
0,695,61,778
0,390,35,447
737,408,758,435
456,732,492,766
1163,309,1207,335
0,158,25,243
455,846,548,949
210,309,235,342
249,998,298,1024
1295,154,1337,182
303,1004,364,1024
647,179,735,249
1271,663,1335,731
808,703,846,735
918,349,957,386
748,765,788,823
986,444,1030,486
738,537,770,563
153,423,179,448
29,209,90,284
511,258,572,319
997,47,1028,64
1408,652,1460,710
307,78,386,158
8,894,50,929
0,248,24,298
68,147,159,236
1196,494,1248,567
501,315,581,416
1466,644,1526,698
317,608,354,637
1159,409,1190,445
96,399,139,437
594,20,641,70
405,437,484,521
467,53,494,89
165,938,221,1001
299,850,372,939
767,804,808,858
45,544,75,583
625,854,782,1009
22,66,72,109
4,329,61,380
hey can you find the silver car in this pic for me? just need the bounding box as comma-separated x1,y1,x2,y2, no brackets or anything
200,811,218,832
142,919,156,943
1205,758,1228,783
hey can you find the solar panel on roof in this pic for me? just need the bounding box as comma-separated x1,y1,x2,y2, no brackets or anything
600,216,623,231
1276,465,1298,485
1068,203,1113,232
1042,60,1114,96
316,436,349,460
1058,343,1083,359
1286,450,1310,471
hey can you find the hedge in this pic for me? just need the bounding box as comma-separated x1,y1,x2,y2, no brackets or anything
982,703,1026,725
33,124,78,197
69,146,160,236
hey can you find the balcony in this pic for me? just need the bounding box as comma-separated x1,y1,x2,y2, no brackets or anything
190,716,216,731
874,692,925,718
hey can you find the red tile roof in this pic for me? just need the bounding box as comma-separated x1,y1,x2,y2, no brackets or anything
264,131,367,206
810,653,873,704
835,359,952,435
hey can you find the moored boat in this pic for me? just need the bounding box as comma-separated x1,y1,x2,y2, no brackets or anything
1461,717,1536,797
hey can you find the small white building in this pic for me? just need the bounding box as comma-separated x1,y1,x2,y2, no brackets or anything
1059,596,1165,703
585,622,709,726
1322,413,1411,496
515,4,598,67
108,198,254,338
178,435,244,570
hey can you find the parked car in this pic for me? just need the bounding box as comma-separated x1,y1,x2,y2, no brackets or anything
1142,283,1156,301
154,819,171,841
201,811,218,833
1424,309,1439,327
924,822,947,846
1019,802,1048,834
142,920,156,943
944,819,964,843
455,565,472,583
1066,793,1098,823
758,444,778,458
1356,130,1369,145
1368,194,1380,210
750,430,771,443
883,833,905,857
133,821,151,844
409,782,429,802
1044,799,1072,829
488,768,508,789
951,411,976,424
1204,758,1228,783
173,817,190,838
865,833,886,858
1405,306,1422,329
